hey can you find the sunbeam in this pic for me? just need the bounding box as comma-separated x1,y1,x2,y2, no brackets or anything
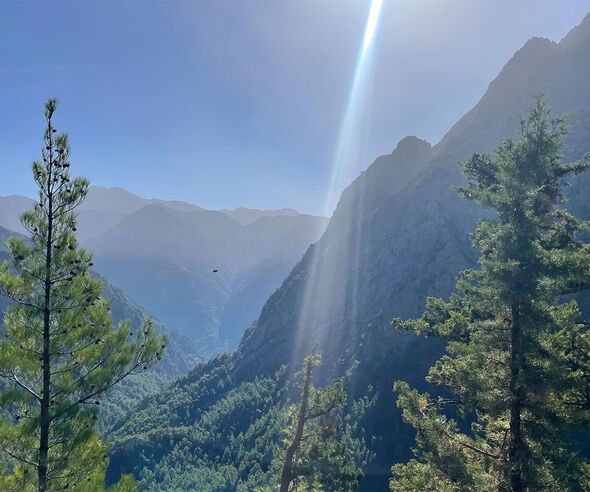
291,0,384,375
323,0,384,217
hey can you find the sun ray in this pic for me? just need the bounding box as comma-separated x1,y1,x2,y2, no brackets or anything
323,0,384,217
291,0,384,374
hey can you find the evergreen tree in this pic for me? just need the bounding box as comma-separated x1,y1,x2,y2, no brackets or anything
0,98,165,491
390,98,590,491
277,353,366,492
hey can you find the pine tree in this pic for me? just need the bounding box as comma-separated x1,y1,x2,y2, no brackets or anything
0,98,165,491
390,98,590,491
278,353,365,492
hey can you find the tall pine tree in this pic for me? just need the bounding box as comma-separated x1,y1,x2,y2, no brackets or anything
391,98,590,491
0,98,165,491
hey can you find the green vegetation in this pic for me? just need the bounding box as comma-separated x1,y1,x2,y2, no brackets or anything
391,99,590,491
0,228,201,435
0,99,165,491
103,98,590,491
278,353,367,492
105,352,372,491
105,354,287,489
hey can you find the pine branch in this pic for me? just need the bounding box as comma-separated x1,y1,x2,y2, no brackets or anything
0,446,39,468
306,398,338,421
434,398,463,407
438,424,502,460
55,352,159,416
0,372,42,400
0,287,42,311
49,361,84,377
49,337,103,359
16,264,46,284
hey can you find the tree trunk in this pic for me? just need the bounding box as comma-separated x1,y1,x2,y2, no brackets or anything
280,359,313,492
39,129,54,492
509,299,524,492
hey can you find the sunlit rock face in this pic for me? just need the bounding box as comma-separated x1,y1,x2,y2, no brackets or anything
438,13,590,166
107,12,590,490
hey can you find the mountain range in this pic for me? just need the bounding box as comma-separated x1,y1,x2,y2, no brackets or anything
103,11,590,490
0,187,328,353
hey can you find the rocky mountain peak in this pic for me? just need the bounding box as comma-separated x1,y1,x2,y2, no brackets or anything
393,135,431,154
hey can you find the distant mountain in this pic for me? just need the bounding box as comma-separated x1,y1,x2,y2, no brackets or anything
221,207,300,225
88,204,328,353
106,12,590,490
0,186,204,241
0,187,328,353
82,186,204,215
0,195,34,235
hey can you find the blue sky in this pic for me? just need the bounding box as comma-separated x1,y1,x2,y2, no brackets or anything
1,0,588,215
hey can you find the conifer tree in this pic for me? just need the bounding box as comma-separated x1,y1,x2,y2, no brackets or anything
0,98,165,491
278,353,365,492
390,98,590,491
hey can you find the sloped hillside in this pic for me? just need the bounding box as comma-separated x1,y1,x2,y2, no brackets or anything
108,11,590,490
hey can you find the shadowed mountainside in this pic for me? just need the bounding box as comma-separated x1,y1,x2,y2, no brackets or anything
105,12,590,490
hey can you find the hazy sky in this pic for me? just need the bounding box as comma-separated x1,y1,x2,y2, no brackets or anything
1,0,588,215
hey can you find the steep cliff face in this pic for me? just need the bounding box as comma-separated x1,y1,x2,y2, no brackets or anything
438,12,590,164
235,135,471,381
108,11,590,490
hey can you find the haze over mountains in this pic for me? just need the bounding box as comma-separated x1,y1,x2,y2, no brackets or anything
0,187,328,353
105,11,590,490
